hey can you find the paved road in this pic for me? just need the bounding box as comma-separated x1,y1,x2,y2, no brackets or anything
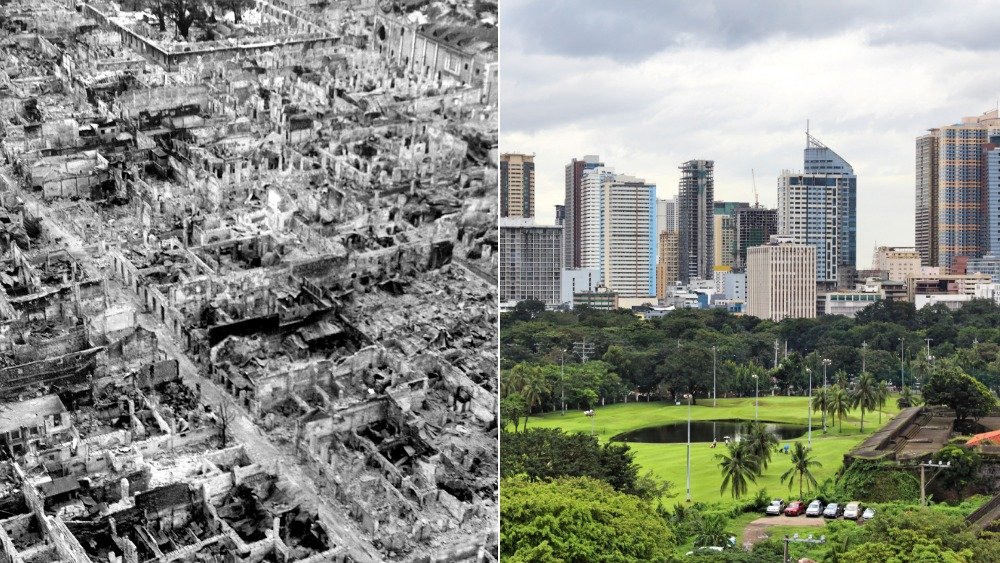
12,180,382,562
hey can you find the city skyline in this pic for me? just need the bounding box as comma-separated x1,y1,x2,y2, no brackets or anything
500,0,1000,268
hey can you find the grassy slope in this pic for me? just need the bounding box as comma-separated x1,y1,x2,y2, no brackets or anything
527,396,901,507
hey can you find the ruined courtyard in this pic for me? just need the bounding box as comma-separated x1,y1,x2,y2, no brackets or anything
0,0,499,561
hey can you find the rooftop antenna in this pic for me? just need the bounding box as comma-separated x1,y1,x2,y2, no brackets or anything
806,119,810,147
751,168,759,207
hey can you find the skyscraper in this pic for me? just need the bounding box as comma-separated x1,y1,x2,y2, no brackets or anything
734,207,778,269
602,175,657,297
499,218,563,307
983,135,1000,255
777,132,856,285
915,132,939,266
657,197,678,235
564,155,603,268
747,236,817,321
500,153,535,218
554,204,565,226
804,132,856,270
712,202,748,268
656,230,679,299
918,110,1000,271
678,160,714,283
579,166,617,278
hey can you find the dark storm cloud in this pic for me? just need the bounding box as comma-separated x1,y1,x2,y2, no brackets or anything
501,0,996,62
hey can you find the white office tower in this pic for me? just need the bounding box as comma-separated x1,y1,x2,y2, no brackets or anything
747,236,817,321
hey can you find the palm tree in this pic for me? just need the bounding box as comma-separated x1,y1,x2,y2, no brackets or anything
898,385,922,409
780,441,822,499
812,386,831,433
716,440,760,499
501,364,531,398
834,369,849,389
876,380,889,424
830,385,850,433
519,367,550,429
851,372,879,433
744,420,778,472
693,513,730,548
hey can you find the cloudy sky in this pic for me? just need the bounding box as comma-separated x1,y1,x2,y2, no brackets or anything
500,0,1000,268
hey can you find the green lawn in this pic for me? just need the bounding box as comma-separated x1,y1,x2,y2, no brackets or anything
528,396,901,507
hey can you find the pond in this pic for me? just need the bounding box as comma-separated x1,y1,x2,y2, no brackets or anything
610,419,808,444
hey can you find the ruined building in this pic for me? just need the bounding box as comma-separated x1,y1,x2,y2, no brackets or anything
0,0,499,560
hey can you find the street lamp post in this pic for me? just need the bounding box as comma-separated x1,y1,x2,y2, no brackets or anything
560,349,567,416
752,374,759,421
861,341,867,374
585,409,595,436
899,337,905,391
822,358,831,433
684,393,693,502
806,367,812,449
712,345,717,407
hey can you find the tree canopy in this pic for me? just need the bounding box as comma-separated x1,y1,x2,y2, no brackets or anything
500,476,676,562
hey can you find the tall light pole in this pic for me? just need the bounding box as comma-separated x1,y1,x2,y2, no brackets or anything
861,341,867,374
712,345,717,407
925,338,932,359
822,359,831,433
683,393,693,502
560,349,567,415
899,337,905,391
806,367,812,449
752,374,759,421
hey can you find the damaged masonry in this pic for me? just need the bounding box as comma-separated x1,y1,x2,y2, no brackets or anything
0,0,499,560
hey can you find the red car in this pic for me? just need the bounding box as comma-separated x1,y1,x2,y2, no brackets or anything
784,501,806,516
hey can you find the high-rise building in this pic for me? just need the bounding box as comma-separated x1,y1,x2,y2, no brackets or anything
500,153,535,218
564,155,603,268
499,218,563,308
921,110,1000,271
712,202,747,269
747,236,817,321
601,175,657,297
678,160,714,283
915,132,939,266
872,246,921,282
984,136,1000,255
713,214,735,268
579,166,617,279
656,230,679,299
554,204,565,226
777,132,856,285
657,197,678,235
734,207,778,269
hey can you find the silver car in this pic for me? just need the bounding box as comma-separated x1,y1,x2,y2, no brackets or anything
862,507,875,521
765,499,785,516
843,502,862,520
805,499,824,517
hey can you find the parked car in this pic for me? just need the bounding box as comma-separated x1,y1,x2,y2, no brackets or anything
805,500,824,517
823,502,842,519
784,501,806,516
843,502,862,520
862,507,876,521
765,499,786,516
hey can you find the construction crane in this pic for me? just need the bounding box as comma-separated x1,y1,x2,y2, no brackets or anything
751,168,759,207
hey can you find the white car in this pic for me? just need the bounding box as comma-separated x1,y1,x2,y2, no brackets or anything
765,499,785,515
862,507,875,521
843,502,862,520
805,499,824,517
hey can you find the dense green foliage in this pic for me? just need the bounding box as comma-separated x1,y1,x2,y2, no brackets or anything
923,358,998,424
500,476,676,562
834,459,921,503
500,428,666,499
932,445,982,501
501,301,1000,410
